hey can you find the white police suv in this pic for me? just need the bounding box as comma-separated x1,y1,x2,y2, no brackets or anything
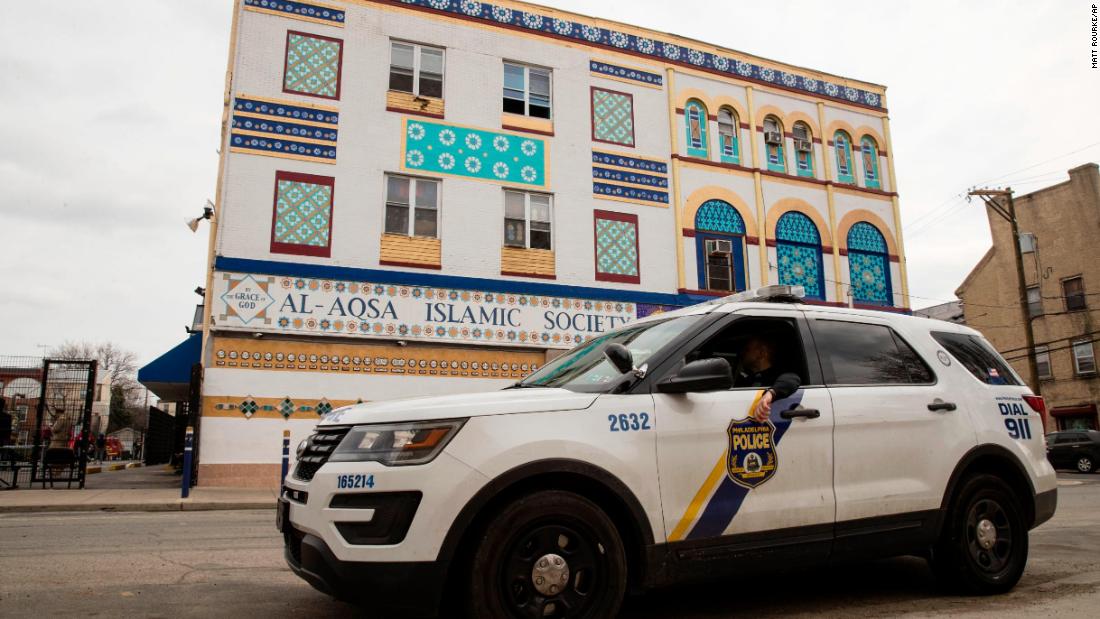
278,286,1057,618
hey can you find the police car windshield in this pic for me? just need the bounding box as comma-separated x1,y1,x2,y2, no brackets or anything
518,315,704,392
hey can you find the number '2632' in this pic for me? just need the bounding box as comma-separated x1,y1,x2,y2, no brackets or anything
609,413,651,432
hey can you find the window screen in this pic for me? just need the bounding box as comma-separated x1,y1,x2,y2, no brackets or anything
931,331,1022,386
814,321,934,385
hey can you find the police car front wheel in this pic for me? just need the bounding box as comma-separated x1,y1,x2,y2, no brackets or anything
465,490,627,619
932,474,1028,595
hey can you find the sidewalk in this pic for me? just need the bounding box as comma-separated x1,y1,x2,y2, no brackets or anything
0,478,277,513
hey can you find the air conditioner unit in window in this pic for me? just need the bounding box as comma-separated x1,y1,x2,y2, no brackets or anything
764,131,783,145
794,139,812,152
707,239,733,256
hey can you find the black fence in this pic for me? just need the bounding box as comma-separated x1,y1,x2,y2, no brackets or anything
1,356,97,489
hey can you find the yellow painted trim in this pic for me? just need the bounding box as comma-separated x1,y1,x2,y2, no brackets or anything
380,233,442,267
785,110,820,139
816,103,833,179
500,246,556,276
232,128,336,146
765,198,834,247
882,116,909,308
836,209,900,256
852,125,887,151
232,110,337,129
829,183,893,202
501,113,554,134
237,92,340,113
593,193,669,208
676,88,716,111
229,146,336,165
753,104,788,130
666,68,685,291
674,157,751,177
589,71,663,90
243,5,347,27
682,186,758,234
746,87,768,286
818,102,842,302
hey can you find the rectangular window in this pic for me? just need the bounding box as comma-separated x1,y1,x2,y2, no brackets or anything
385,174,439,238
271,171,335,257
704,238,733,292
814,320,934,385
931,331,1022,386
389,41,444,98
1035,345,1052,380
503,190,552,250
1063,277,1086,311
503,62,551,119
1027,285,1042,317
1073,340,1096,375
594,210,641,284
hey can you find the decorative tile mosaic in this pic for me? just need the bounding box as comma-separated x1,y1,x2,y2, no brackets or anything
594,211,640,283
230,95,338,163
393,0,884,109
589,60,663,86
283,31,342,99
591,150,669,206
205,395,358,420
695,200,745,234
271,172,334,256
243,0,346,25
402,118,547,187
776,212,823,300
591,87,635,147
847,222,891,306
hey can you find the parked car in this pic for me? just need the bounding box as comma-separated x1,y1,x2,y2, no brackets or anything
1046,430,1100,473
280,285,1057,617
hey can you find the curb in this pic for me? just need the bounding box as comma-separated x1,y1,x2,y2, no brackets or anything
84,462,144,476
0,500,275,514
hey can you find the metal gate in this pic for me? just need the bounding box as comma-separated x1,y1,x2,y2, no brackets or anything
30,359,98,488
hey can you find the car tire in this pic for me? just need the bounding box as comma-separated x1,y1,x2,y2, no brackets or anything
932,474,1028,595
1077,456,1094,474
465,490,627,619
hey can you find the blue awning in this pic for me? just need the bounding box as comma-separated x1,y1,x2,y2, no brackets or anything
138,334,202,402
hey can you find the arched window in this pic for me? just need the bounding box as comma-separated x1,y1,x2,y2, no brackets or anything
847,222,892,306
792,122,814,178
763,116,785,172
860,136,881,189
695,200,747,292
775,211,824,300
684,100,709,158
834,131,854,184
717,108,740,164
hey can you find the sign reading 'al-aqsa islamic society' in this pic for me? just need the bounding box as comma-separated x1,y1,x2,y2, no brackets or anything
213,272,638,348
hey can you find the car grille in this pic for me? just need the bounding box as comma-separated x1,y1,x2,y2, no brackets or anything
293,425,351,481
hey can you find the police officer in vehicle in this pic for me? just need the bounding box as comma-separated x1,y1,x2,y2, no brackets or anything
735,335,801,423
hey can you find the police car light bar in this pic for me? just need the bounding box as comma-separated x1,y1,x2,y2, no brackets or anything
707,285,807,305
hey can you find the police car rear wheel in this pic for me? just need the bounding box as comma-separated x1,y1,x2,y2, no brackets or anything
932,474,1027,595
466,490,627,619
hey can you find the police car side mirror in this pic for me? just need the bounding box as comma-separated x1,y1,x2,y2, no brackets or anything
656,358,733,394
603,343,634,375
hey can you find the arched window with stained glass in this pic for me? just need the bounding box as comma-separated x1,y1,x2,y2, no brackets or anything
763,116,786,173
694,200,747,292
860,136,881,189
793,122,814,178
684,100,709,158
847,222,892,306
834,130,854,184
775,211,825,300
717,108,740,164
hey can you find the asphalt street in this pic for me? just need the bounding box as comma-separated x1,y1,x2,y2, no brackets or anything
0,474,1096,618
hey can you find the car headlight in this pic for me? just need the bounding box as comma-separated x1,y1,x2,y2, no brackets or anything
329,419,466,466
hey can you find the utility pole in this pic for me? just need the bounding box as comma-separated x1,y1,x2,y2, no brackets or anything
968,188,1041,395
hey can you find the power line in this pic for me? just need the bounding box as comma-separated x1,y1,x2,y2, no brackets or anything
972,141,1100,187
1003,335,1098,363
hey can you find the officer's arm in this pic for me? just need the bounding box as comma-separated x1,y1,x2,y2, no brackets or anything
769,372,802,400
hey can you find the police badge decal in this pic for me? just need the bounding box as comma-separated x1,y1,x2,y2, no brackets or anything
726,418,778,488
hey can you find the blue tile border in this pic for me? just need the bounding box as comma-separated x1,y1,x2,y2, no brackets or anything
592,166,668,189
591,151,668,175
232,116,338,142
230,133,338,160
589,60,663,87
391,0,884,110
244,0,346,24
233,96,339,125
593,182,669,204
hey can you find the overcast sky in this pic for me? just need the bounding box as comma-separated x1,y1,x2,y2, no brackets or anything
2,1,1098,370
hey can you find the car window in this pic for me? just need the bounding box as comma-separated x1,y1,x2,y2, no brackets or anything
1053,434,1074,444
930,331,1022,386
813,320,935,385
678,316,814,387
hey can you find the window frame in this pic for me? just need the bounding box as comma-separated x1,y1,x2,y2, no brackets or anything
270,170,336,258
811,319,937,387
931,331,1024,386
593,209,641,284
503,189,553,251
282,30,344,101
763,115,786,173
1026,285,1043,317
590,86,636,147
1062,276,1087,312
383,173,441,239
834,131,854,184
792,122,814,178
684,99,709,158
502,61,552,119
717,107,739,164
1035,345,1052,380
860,135,881,189
775,211,826,301
388,40,445,98
1072,339,1096,375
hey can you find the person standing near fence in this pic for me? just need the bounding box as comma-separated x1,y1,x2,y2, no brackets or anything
95,433,106,463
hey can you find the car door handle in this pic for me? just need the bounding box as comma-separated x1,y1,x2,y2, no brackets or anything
927,400,957,412
781,406,821,420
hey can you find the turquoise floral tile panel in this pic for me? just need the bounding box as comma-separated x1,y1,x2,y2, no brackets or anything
594,210,640,284
283,31,343,100
849,252,891,306
591,87,635,147
270,171,334,257
777,244,823,300
402,118,547,187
